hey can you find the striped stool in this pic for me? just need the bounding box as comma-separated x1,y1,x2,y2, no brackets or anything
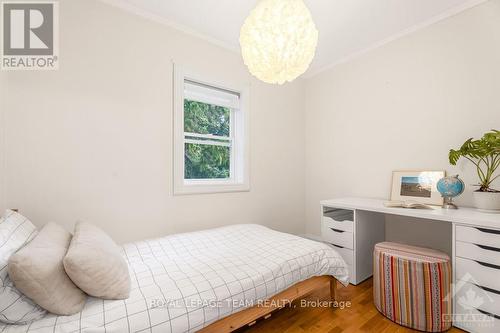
373,242,452,332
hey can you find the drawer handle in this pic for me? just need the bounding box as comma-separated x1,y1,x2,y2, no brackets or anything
476,227,500,235
474,260,500,270
330,228,345,233
477,308,500,320
475,244,500,253
475,284,500,296
331,243,344,249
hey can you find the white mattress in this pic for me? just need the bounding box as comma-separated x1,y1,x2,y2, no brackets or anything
0,224,349,333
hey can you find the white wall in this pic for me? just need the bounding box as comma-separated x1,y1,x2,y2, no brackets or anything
3,0,499,248
304,0,500,249
0,0,306,243
0,72,6,213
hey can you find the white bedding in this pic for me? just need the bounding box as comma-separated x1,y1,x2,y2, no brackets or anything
0,224,349,333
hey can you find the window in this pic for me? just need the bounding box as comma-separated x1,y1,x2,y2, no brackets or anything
173,66,249,194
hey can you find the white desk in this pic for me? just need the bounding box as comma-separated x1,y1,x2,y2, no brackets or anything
320,197,500,333
322,197,500,229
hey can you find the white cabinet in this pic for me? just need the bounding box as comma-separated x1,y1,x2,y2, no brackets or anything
454,225,500,333
320,205,385,285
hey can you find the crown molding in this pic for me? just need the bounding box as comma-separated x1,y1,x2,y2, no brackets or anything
98,0,240,53
304,0,490,79
98,0,489,80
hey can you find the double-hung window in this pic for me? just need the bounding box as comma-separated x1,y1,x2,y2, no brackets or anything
173,66,249,194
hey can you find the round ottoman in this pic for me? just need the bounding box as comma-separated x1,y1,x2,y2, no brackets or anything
373,242,452,332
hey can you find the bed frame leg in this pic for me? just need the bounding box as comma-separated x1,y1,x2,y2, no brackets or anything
329,277,336,301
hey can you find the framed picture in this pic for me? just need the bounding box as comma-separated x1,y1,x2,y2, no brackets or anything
391,170,445,205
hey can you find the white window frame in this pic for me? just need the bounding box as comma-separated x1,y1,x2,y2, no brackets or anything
173,65,250,195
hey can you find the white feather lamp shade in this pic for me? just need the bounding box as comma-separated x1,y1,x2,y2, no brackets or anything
239,0,319,85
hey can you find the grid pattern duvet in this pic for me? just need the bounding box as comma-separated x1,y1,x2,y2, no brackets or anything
0,224,349,333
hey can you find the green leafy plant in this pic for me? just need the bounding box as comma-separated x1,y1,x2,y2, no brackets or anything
449,130,500,192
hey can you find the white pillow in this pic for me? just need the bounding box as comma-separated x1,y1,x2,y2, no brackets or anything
0,210,38,284
64,221,131,299
9,222,87,315
0,210,46,324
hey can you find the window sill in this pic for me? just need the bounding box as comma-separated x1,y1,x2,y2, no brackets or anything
173,183,250,195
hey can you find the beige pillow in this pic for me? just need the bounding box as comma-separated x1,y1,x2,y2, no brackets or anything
8,222,87,315
64,222,130,299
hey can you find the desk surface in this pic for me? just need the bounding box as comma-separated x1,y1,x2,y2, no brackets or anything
321,197,500,230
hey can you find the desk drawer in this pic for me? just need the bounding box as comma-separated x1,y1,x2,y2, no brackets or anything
456,241,500,267
321,224,354,249
456,225,500,248
456,257,500,293
454,301,500,333
328,245,353,266
322,216,354,233
455,282,500,321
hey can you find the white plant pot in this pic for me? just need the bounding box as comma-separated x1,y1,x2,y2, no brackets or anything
473,191,500,212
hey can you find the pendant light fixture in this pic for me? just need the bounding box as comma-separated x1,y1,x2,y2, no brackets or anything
239,0,319,85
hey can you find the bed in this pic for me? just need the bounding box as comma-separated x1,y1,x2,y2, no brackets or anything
0,224,349,333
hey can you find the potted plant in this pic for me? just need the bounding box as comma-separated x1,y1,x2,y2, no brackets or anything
449,129,500,211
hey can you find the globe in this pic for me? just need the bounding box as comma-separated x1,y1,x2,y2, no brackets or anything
437,175,465,198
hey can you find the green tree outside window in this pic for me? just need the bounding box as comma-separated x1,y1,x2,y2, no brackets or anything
184,100,231,179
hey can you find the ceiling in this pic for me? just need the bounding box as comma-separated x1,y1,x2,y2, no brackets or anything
102,0,485,77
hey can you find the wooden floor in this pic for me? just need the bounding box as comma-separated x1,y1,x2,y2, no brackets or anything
239,278,465,333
